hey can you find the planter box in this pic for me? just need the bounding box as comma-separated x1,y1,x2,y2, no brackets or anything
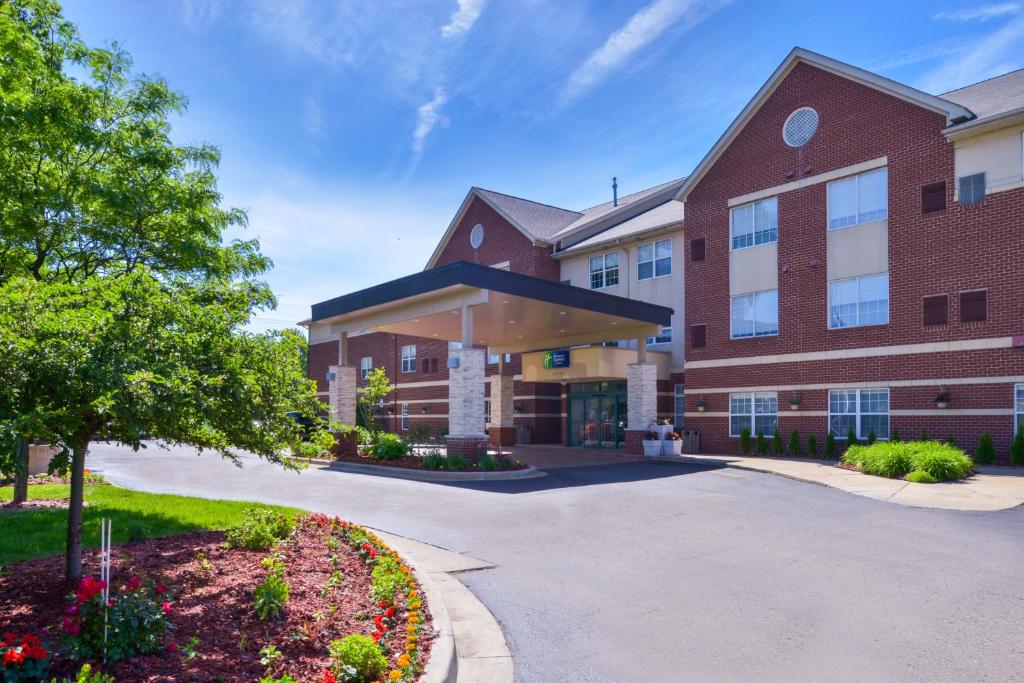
642,440,663,456
663,440,683,456
652,424,674,439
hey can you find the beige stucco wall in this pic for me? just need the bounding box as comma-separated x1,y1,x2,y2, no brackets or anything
728,243,778,296
826,219,889,281
522,346,672,382
954,125,1024,196
557,229,685,367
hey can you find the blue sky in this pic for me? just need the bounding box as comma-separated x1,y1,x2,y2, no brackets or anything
61,0,1024,331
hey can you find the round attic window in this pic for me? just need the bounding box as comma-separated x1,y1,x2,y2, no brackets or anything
469,223,485,249
782,107,819,147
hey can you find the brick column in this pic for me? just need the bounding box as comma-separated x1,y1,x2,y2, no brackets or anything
446,347,488,458
328,365,357,426
625,363,658,455
489,373,516,447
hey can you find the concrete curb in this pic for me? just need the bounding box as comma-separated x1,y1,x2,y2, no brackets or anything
373,530,514,683
323,460,546,482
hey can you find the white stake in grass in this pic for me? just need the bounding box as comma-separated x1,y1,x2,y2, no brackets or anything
99,517,112,663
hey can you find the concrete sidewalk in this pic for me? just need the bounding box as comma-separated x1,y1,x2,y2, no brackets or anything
674,454,1024,511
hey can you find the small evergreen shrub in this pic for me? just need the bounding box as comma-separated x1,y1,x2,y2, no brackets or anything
368,433,410,460
975,433,996,465
446,455,468,471
945,435,959,449
1011,429,1024,466
846,427,858,446
807,434,817,458
421,451,446,470
866,430,877,445
906,469,938,484
478,454,496,471
823,432,837,460
891,427,901,442
496,457,517,470
755,430,767,455
920,428,928,441
771,429,784,456
739,427,752,455
225,508,294,551
328,635,387,683
788,430,801,457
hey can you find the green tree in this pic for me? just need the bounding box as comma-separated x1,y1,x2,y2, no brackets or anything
357,368,395,434
755,430,767,455
771,429,784,456
0,273,328,579
788,430,801,457
807,434,818,458
739,427,751,455
975,433,995,465
824,432,837,460
1011,430,1024,467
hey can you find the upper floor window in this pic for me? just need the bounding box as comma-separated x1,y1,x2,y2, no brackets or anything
731,289,778,339
829,273,888,329
589,252,619,289
637,239,671,280
401,345,417,373
360,356,372,380
646,327,672,345
828,168,888,229
958,173,986,205
731,197,778,250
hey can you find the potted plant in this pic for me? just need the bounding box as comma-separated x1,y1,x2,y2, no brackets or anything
642,430,662,456
788,395,802,411
695,399,707,412
653,419,674,439
664,431,683,456
935,391,950,409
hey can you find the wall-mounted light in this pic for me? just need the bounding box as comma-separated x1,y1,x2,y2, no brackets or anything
421,404,430,414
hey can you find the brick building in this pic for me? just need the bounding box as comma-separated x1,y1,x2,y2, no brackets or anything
306,47,1024,462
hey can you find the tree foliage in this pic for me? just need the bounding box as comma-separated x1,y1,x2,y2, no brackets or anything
357,367,395,433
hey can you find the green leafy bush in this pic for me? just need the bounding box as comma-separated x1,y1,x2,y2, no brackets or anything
63,576,171,663
823,432,837,460
446,455,468,471
370,557,406,605
975,433,996,465
807,434,817,458
253,556,289,620
368,433,410,460
478,454,496,471
496,457,517,471
328,635,387,683
771,429,784,456
225,508,294,551
406,423,431,445
843,443,913,479
788,430,801,457
891,428,901,442
912,442,973,481
906,469,938,484
293,441,329,459
54,664,116,683
866,430,877,445
843,441,973,481
846,428,858,446
421,451,446,470
739,427,751,455
755,430,767,455
1011,430,1024,466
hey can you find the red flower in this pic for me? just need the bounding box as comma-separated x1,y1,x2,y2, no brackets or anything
124,576,142,592
385,607,396,618
162,601,173,615
1,633,14,646
371,630,384,642
167,641,178,653
378,600,389,609
3,648,24,665
155,584,168,595
107,598,117,608
75,576,106,604
322,670,337,683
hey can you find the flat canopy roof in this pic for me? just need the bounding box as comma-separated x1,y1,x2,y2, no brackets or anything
310,261,673,354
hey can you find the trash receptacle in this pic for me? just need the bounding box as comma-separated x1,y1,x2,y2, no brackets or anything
516,425,532,445
681,429,700,454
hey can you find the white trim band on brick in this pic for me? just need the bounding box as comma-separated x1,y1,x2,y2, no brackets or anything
684,336,1015,370
890,409,1014,417
728,156,887,207
686,374,1024,395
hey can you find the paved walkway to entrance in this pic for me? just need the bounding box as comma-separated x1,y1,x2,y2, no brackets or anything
675,454,1024,511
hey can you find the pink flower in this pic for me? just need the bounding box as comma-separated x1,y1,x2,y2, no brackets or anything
162,601,173,615
125,576,142,592
167,642,177,653
107,598,117,608
65,605,78,616
155,584,167,595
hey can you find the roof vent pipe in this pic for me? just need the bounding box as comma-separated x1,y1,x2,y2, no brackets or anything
612,177,618,207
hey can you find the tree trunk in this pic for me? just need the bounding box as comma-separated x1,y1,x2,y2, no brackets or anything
65,441,88,582
12,438,29,505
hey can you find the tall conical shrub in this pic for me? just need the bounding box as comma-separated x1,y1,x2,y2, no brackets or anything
975,433,995,465
788,430,801,457
1011,430,1024,467
807,434,818,457
824,432,837,460
771,429,784,456
739,427,751,455
756,430,767,455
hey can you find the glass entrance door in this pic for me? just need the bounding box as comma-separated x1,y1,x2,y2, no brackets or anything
568,382,627,448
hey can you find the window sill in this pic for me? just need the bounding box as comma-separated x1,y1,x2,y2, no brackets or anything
827,322,889,331
730,333,779,341
730,240,777,253
826,216,888,232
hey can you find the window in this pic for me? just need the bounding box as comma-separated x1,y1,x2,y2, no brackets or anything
487,353,512,364
729,392,777,437
360,356,372,380
647,327,672,345
401,345,416,373
690,237,706,262
484,399,491,425
921,181,946,213
731,289,778,339
589,252,619,289
638,239,671,280
731,197,778,250
958,173,986,206
828,168,888,229
400,403,409,430
1015,384,1024,435
829,388,889,440
674,385,685,429
448,341,462,351
960,290,987,322
690,324,706,349
922,295,948,326
828,273,888,328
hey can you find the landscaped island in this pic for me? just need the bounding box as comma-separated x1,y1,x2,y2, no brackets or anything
0,480,431,682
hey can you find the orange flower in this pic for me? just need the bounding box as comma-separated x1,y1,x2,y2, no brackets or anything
388,671,402,681
405,643,416,652
405,625,415,633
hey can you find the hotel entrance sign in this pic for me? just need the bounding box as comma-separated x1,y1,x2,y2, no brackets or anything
543,349,570,369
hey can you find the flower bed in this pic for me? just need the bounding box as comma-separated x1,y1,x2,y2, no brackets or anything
333,452,528,472
0,513,432,682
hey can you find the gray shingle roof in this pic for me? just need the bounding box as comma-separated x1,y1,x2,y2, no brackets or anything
942,68,1024,121
474,188,581,240
557,201,685,255
552,177,687,238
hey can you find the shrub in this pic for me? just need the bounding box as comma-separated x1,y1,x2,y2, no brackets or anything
1012,429,1024,466
911,442,973,481
771,430,784,456
421,451,446,470
368,433,410,460
843,441,973,481
328,635,387,683
906,469,938,484
843,442,913,479
406,423,431,445
823,432,837,460
1,633,50,682
254,556,289,620
755,431,767,455
225,508,294,551
806,434,817,458
478,454,496,471
846,428,858,446
788,430,801,457
293,441,329,459
58,664,116,683
946,435,959,449
446,455,468,471
63,576,171,663
920,428,928,441
866,430,877,445
370,557,406,605
739,427,751,455
975,433,996,465
891,428,901,442
496,457,517,470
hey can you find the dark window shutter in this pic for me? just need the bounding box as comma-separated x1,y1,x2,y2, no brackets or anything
960,290,987,322
431,358,439,373
922,295,948,325
921,181,946,213
690,324,706,349
691,237,706,262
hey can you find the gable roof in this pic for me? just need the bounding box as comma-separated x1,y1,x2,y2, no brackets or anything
942,68,1024,120
554,200,685,257
672,47,975,203
552,177,686,241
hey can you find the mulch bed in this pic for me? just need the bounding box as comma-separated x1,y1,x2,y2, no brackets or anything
0,498,74,513
332,453,528,471
0,521,432,682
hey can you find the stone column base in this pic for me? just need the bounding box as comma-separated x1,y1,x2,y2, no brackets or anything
489,426,517,448
446,435,489,459
624,430,645,456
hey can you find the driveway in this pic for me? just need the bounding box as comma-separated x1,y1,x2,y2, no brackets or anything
86,442,1024,682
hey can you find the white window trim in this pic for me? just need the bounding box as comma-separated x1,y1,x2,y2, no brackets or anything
729,196,778,251
829,388,890,440
589,251,620,289
1015,383,1024,435
728,391,778,437
360,356,372,380
637,238,672,281
827,272,889,330
401,345,417,373
957,172,987,206
730,289,779,340
826,167,888,231
400,403,409,430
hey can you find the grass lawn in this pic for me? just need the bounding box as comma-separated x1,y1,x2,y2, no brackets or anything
0,483,299,568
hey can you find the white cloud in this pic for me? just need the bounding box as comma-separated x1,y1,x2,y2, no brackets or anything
561,0,731,104
179,0,222,29
302,94,323,139
934,3,1021,21
867,37,972,71
412,87,448,161
442,0,488,39
915,14,1024,92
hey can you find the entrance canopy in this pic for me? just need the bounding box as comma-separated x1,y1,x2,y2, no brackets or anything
311,261,673,354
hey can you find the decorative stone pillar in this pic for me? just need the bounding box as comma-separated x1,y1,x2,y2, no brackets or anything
328,365,357,426
489,373,516,447
625,362,658,455
446,347,488,458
